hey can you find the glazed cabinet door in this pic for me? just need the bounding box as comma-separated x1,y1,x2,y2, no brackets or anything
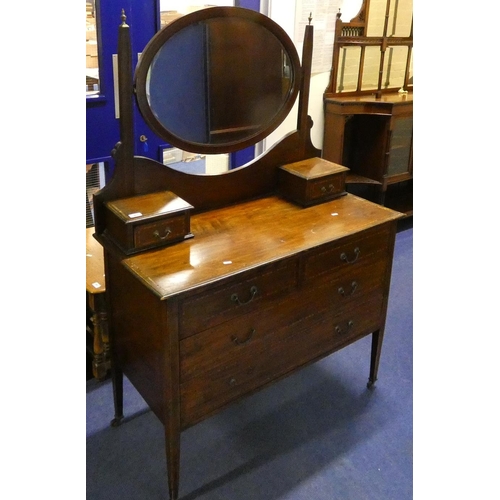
386,113,413,181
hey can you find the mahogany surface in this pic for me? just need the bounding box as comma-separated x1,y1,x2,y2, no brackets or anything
120,194,397,299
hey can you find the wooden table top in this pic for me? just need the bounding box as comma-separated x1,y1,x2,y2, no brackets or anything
122,194,403,300
86,227,105,294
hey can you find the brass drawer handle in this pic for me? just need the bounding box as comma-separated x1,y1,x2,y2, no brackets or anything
338,281,358,297
321,184,335,193
231,328,256,346
335,320,354,335
340,247,360,264
153,228,172,241
231,285,258,305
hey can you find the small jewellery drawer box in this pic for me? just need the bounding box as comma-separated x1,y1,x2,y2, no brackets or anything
278,157,349,206
104,191,193,254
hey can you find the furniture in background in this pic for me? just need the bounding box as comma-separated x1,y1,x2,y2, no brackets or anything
86,227,110,380
322,0,413,216
92,7,403,499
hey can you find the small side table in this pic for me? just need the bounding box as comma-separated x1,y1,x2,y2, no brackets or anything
86,227,110,380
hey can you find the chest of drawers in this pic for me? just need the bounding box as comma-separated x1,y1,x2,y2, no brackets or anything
104,193,401,499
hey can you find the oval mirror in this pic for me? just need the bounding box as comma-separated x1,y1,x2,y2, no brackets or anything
134,7,301,154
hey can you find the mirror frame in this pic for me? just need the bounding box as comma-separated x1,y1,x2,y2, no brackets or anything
134,6,302,155
325,0,413,98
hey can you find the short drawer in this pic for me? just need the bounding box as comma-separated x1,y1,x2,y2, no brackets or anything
273,289,384,355
104,191,193,254
319,257,388,310
278,157,348,207
134,214,188,250
303,224,392,283
306,174,346,202
180,258,299,338
328,294,384,347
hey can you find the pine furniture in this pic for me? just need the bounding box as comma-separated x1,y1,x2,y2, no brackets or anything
86,227,109,380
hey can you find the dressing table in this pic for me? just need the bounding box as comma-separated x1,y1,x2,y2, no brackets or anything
92,7,403,499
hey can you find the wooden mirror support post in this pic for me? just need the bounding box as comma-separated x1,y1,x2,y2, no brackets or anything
92,8,404,499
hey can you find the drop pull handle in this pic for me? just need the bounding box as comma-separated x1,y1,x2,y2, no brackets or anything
231,328,256,346
231,286,258,305
338,281,358,297
340,247,360,264
335,320,354,335
153,228,172,241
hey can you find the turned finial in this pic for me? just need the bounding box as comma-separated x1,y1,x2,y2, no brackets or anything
120,9,128,26
308,12,313,24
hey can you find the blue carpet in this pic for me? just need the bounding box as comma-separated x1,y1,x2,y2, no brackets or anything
87,221,413,500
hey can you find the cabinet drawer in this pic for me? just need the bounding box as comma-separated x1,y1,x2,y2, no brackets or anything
329,294,383,345
134,215,188,250
180,282,337,383
180,258,299,338
303,225,391,283
320,257,388,310
278,157,348,206
180,304,321,426
104,191,193,254
306,174,346,202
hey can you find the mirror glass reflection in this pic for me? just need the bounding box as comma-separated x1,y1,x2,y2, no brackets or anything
144,16,294,147
366,0,386,37
387,0,413,37
367,0,413,37
361,46,381,90
337,47,361,93
157,2,241,175
161,146,231,175
334,0,412,95
382,45,408,89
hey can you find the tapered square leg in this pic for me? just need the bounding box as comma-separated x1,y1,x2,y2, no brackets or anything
110,367,124,427
368,329,384,388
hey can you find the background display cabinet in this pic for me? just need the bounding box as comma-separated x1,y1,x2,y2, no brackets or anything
322,0,413,216
91,7,403,499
